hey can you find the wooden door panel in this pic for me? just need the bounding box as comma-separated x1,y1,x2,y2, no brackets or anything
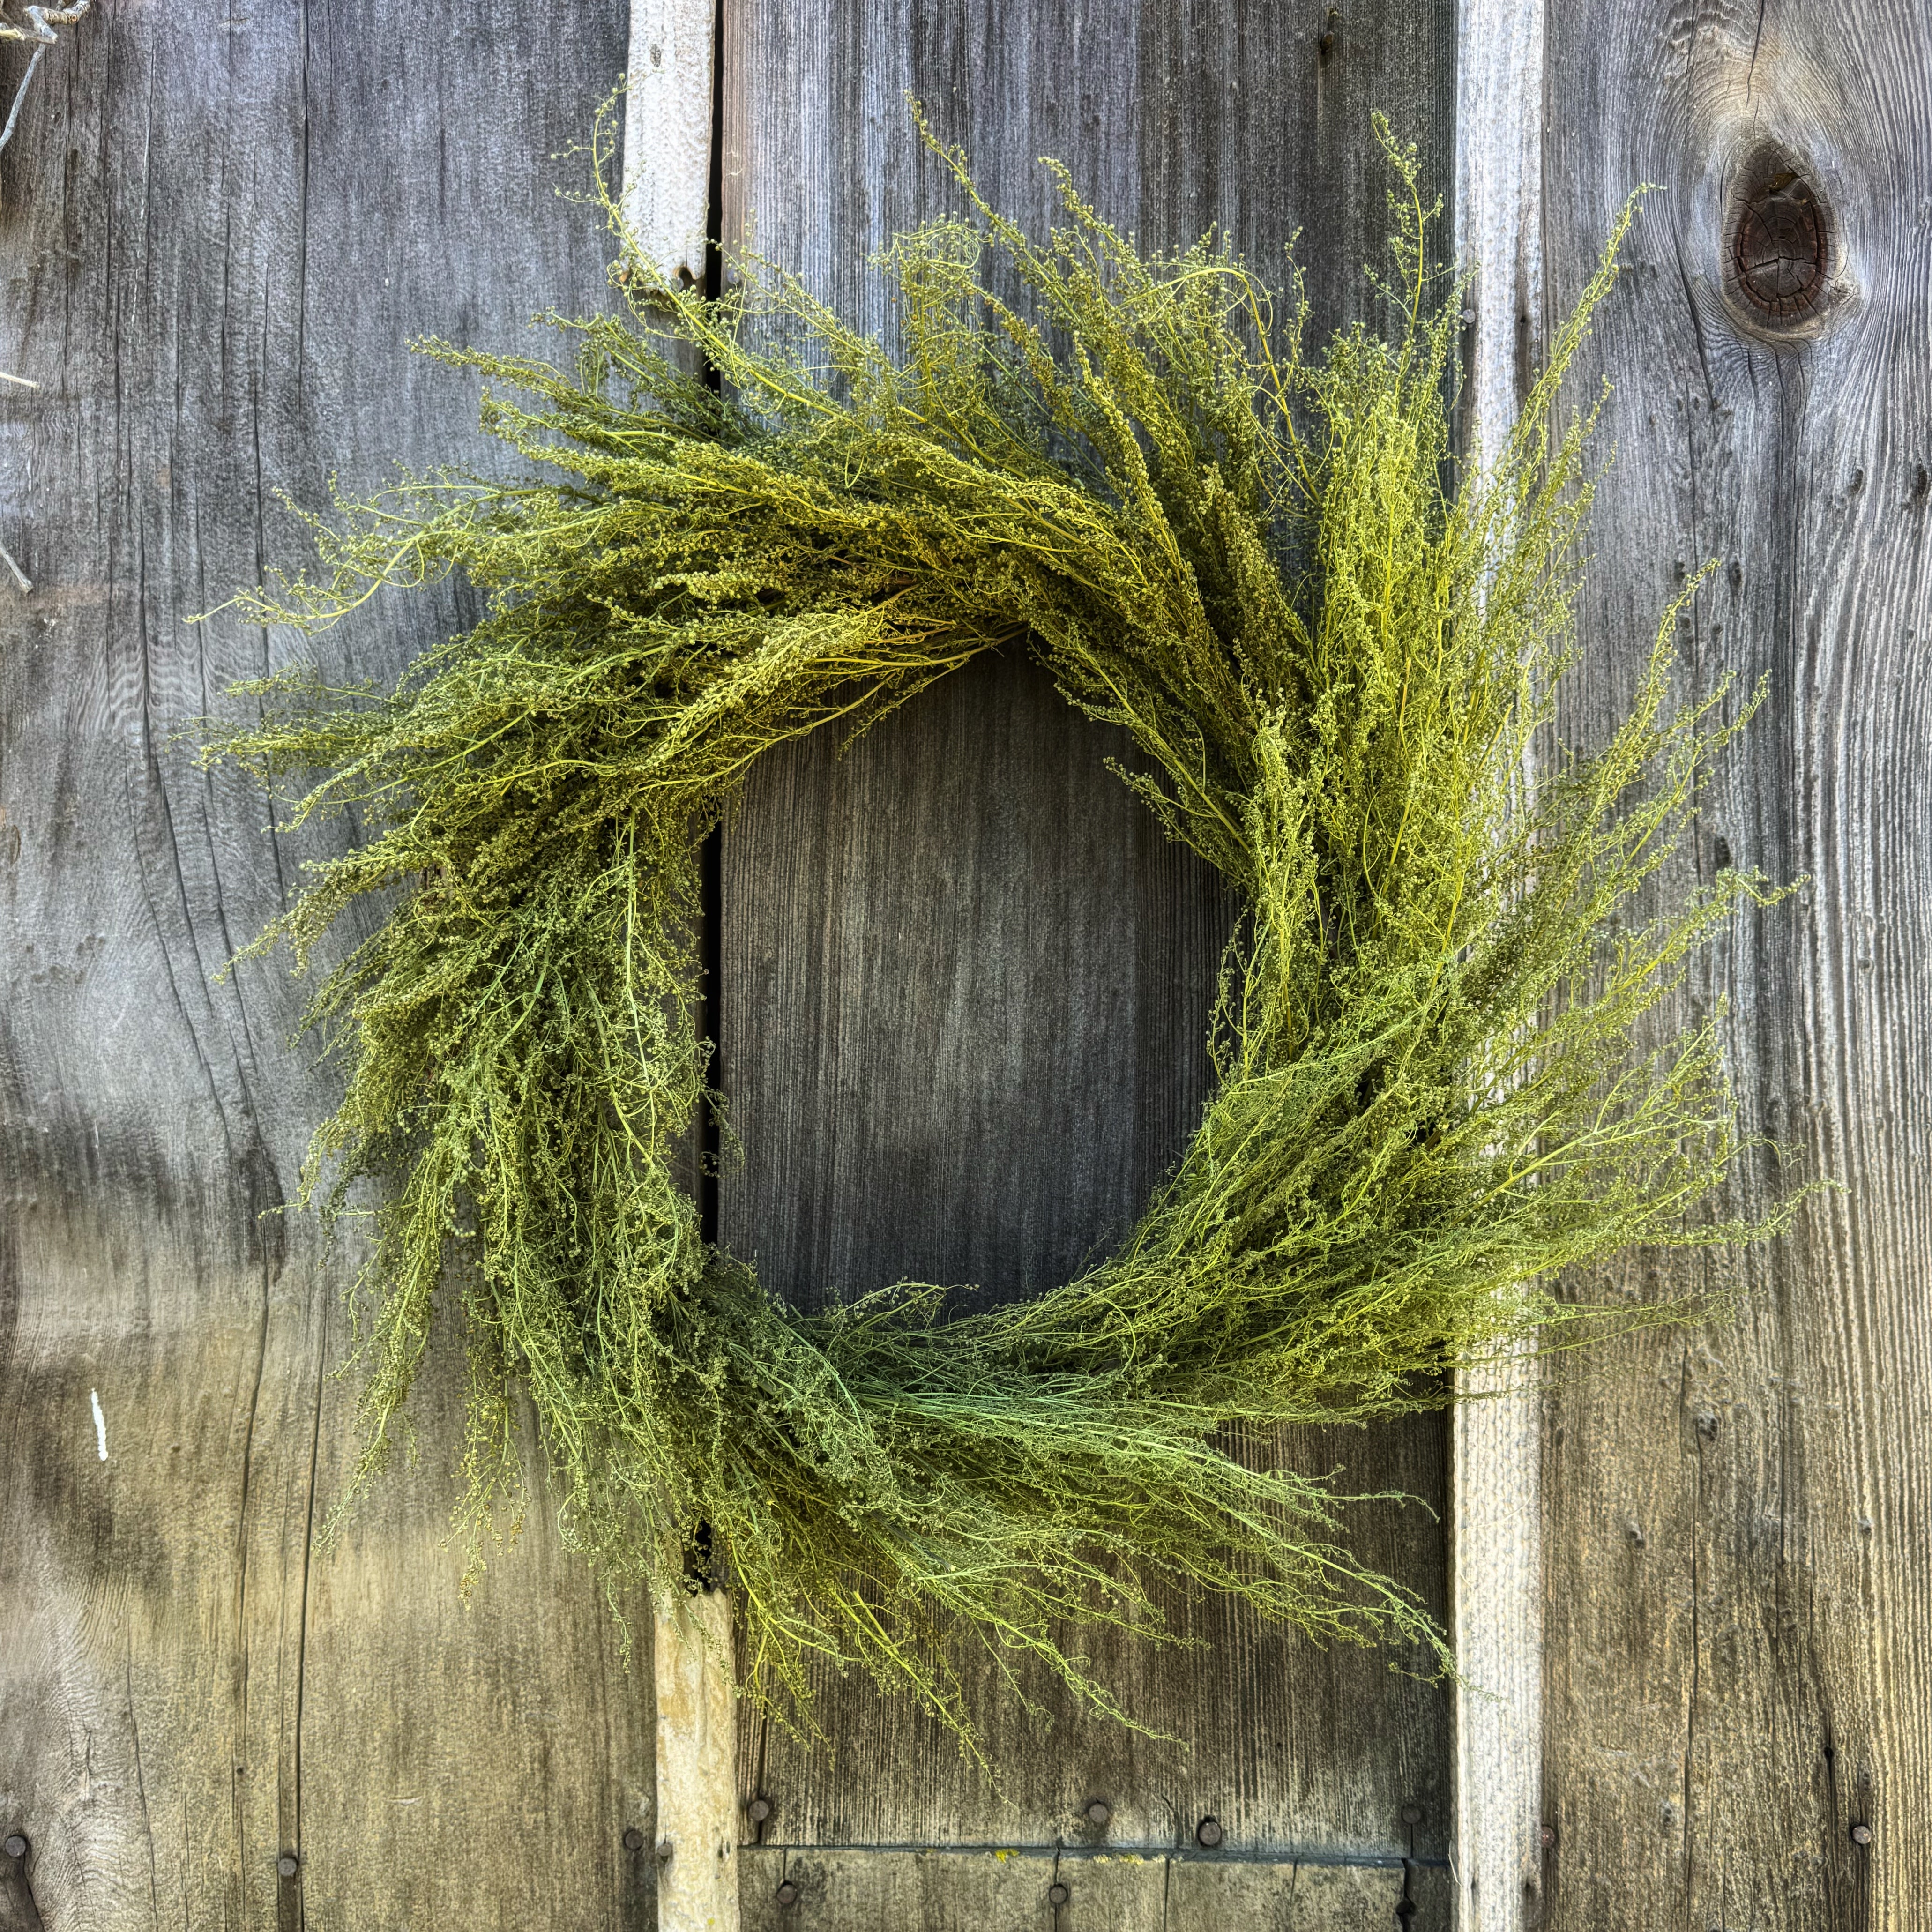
719,0,1458,1894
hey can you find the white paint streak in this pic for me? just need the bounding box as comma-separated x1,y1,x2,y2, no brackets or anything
1452,4,1546,1929
90,1387,107,1460
654,1590,739,1932
623,0,715,284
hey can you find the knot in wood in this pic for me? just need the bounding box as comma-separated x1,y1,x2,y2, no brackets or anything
1734,168,1828,319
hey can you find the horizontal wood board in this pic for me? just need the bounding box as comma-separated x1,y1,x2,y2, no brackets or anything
738,1846,1452,1932
718,0,1459,1882
1539,3,1931,1926
0,7,659,1929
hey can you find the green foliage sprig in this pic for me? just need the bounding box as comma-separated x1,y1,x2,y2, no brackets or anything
204,108,1787,1753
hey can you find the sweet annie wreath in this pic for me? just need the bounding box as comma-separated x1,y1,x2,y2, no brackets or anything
205,110,1787,1750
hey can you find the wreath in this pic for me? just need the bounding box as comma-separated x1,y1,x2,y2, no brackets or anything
205,111,1783,1750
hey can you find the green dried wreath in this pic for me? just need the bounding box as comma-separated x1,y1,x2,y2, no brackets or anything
205,110,1784,1752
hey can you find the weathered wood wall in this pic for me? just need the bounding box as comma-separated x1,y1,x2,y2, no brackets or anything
718,0,1459,1921
7,0,1930,1927
0,8,661,1929
1537,4,1932,1927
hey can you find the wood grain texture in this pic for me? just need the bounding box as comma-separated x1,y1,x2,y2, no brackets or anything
0,7,658,1928
624,0,715,284
738,1846,1452,1932
718,0,1456,1882
1539,3,1932,1925
657,1590,740,1932
1450,4,1548,1927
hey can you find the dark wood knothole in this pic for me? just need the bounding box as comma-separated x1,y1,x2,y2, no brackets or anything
1733,162,1829,320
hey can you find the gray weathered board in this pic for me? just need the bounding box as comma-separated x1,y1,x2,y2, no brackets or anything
717,0,1458,1916
1535,3,1930,1925
0,7,662,1931
3,0,1929,1929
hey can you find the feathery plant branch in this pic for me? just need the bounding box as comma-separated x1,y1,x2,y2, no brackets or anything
200,100,1796,1759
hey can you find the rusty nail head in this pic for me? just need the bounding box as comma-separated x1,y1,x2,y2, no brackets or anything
1400,1803,1425,1827
623,1827,644,1852
748,1796,773,1823
1540,1824,1557,1848
656,1837,675,1862
276,1854,299,1879
1851,1823,1873,1846
776,1880,800,1905
4,1835,26,1860
1085,1799,1111,1826
1048,1881,1070,1906
1196,1816,1224,1848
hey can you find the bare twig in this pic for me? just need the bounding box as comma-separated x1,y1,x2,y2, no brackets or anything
0,2,90,158
0,2,91,41
0,2,87,592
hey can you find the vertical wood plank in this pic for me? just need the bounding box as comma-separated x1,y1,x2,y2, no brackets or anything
0,8,655,1928
719,0,1457,1893
1450,6,1547,1928
655,1592,739,1932
625,0,715,285
1540,3,1932,1925
621,6,741,1927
